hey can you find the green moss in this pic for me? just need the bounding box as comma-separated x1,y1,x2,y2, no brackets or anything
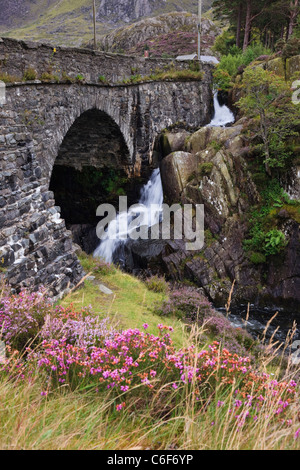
198,162,214,177
249,252,267,265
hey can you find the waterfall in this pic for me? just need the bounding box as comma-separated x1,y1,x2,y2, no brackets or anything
94,168,163,263
94,91,234,265
208,91,235,127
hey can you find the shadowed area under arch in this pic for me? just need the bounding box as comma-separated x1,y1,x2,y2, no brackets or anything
49,108,144,253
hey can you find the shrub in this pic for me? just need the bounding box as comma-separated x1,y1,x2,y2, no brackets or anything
264,229,287,256
145,275,169,294
154,286,214,322
198,162,214,177
214,44,272,91
23,68,37,81
0,288,52,350
93,258,116,276
24,324,297,426
0,72,21,83
41,305,115,351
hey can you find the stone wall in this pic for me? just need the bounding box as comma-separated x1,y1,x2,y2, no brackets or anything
3,79,212,180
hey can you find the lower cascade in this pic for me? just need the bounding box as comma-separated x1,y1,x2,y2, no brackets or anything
94,168,164,263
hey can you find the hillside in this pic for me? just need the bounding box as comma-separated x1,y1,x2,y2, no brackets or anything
0,0,213,47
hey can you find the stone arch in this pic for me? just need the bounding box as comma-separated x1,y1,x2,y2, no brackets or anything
52,107,131,173
48,105,137,254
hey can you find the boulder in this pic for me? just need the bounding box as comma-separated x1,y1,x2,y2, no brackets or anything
286,55,300,80
265,57,285,77
160,151,196,202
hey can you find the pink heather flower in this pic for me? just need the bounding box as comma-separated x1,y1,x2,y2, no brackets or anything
295,428,300,439
172,383,178,389
143,323,149,330
116,403,125,411
234,400,243,408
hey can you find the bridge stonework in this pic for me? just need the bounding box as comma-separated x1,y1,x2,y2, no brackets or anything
0,38,214,297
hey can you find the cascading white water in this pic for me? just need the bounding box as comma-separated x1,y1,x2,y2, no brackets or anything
94,168,163,263
94,91,234,264
208,91,235,127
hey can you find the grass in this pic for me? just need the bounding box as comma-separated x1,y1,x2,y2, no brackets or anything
0,253,299,450
121,69,204,85
0,318,299,450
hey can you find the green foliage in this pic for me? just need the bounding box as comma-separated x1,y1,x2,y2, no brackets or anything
145,275,169,294
249,252,267,265
264,229,287,256
75,74,85,82
40,72,60,82
244,180,291,260
238,66,300,174
98,75,107,84
212,30,236,56
281,37,300,60
198,162,214,177
0,72,21,83
213,44,272,91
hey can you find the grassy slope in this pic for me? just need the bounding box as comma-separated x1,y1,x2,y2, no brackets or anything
61,253,186,348
0,0,213,46
0,254,299,450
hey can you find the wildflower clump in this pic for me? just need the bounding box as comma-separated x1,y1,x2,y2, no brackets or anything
25,325,297,428
0,287,52,350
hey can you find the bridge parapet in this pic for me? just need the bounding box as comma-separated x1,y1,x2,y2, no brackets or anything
0,37,214,85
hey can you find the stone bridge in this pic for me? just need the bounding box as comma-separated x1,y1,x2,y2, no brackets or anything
0,38,214,297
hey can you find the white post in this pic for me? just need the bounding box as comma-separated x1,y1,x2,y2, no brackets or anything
198,0,202,61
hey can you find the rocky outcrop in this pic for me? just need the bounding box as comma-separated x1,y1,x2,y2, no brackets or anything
123,120,300,312
99,13,220,56
98,0,154,24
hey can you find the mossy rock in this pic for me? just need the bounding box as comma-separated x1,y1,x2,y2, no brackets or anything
286,55,300,80
266,57,285,77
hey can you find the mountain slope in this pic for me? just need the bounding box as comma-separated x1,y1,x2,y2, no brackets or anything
99,12,220,57
0,0,213,46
